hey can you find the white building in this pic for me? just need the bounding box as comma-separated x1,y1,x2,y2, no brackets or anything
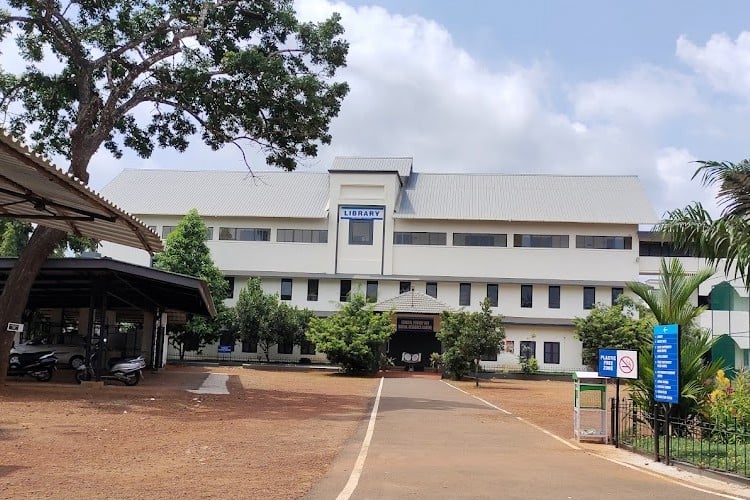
100,157,662,372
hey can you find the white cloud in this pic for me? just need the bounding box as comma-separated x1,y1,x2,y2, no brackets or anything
676,32,750,99
654,147,719,218
571,65,701,125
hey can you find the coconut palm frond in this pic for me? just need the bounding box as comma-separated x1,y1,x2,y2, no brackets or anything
694,160,750,218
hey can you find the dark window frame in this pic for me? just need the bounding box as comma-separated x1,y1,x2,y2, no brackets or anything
520,341,536,360
300,339,316,355
521,285,533,308
307,279,319,302
399,281,412,294
459,283,471,306
340,280,352,302
219,227,271,241
583,286,596,310
277,337,294,355
453,233,508,247
487,283,499,307
611,287,624,305
576,235,632,250
426,282,438,298
548,285,560,309
366,280,378,303
393,232,447,245
225,277,235,299
277,228,328,243
349,220,374,245
513,234,569,248
544,342,560,364
241,337,258,353
281,278,293,301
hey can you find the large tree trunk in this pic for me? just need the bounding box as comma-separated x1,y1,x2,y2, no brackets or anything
0,226,66,388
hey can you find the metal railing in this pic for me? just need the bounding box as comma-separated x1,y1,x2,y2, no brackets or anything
614,398,750,477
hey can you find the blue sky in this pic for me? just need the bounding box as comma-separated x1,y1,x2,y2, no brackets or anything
3,0,749,220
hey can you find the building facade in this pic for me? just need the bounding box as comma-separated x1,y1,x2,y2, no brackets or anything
100,157,661,372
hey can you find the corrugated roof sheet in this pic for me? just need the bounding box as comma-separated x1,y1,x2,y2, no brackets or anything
0,132,162,254
330,157,413,178
373,290,452,314
395,173,658,224
101,169,330,218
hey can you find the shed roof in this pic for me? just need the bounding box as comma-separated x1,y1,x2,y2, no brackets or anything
373,290,451,314
395,173,658,224
0,257,216,317
0,133,163,253
101,169,330,218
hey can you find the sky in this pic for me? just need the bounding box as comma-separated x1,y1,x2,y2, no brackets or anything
5,1,750,219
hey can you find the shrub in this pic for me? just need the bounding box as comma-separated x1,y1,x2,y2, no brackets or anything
520,356,538,374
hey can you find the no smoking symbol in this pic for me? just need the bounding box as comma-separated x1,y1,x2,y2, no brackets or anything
619,356,634,373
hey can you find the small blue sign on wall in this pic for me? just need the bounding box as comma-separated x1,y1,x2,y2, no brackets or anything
654,324,680,404
218,345,233,354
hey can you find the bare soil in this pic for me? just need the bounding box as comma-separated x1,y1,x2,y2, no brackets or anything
1,367,579,499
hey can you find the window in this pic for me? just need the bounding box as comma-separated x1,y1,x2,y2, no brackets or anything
520,341,536,359
480,349,498,361
583,286,596,309
277,229,328,243
459,283,471,306
611,287,624,305
548,286,560,309
340,280,352,302
505,340,515,354
225,277,235,299
219,227,270,241
307,279,319,301
544,342,560,364
393,232,446,245
205,227,214,240
242,337,258,353
300,339,316,355
487,284,498,307
349,220,373,245
639,241,698,257
513,234,569,248
576,235,632,250
277,338,293,354
453,233,507,247
426,282,438,298
399,281,412,294
366,281,378,303
161,225,176,239
281,279,293,301
521,285,533,308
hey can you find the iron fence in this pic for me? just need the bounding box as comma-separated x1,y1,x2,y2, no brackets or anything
614,398,750,477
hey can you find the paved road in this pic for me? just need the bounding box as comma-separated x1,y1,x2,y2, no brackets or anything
307,377,740,500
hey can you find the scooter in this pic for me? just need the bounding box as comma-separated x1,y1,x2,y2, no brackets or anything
75,352,146,386
7,351,57,381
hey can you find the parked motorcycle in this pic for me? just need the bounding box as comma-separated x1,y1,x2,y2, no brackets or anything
75,353,146,386
7,351,57,381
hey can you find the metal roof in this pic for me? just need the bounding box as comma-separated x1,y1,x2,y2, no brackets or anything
395,173,658,224
0,257,215,317
0,133,163,254
330,157,413,178
101,169,330,218
373,289,452,314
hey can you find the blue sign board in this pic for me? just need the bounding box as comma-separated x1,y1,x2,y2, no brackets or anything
654,324,680,404
218,345,233,354
598,349,618,377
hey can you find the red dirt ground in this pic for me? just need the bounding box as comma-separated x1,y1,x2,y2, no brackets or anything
1,367,582,499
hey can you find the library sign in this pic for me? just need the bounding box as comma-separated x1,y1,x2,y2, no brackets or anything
396,317,434,332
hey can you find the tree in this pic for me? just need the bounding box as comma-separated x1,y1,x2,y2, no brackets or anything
153,209,230,358
573,295,652,369
234,277,277,362
657,160,750,288
437,298,505,385
0,219,97,257
306,294,394,374
0,1,349,384
627,258,723,418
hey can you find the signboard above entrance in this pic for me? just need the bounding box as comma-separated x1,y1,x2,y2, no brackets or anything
396,317,434,332
339,206,384,220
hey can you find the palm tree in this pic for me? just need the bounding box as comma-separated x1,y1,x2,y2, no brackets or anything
658,159,750,288
627,258,723,418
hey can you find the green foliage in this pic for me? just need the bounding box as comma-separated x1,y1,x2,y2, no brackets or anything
628,258,722,418
153,209,229,357
574,295,652,368
0,1,349,171
437,299,505,382
657,160,750,289
430,352,442,369
706,370,750,442
306,294,394,374
234,277,313,362
379,353,395,371
519,349,539,374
